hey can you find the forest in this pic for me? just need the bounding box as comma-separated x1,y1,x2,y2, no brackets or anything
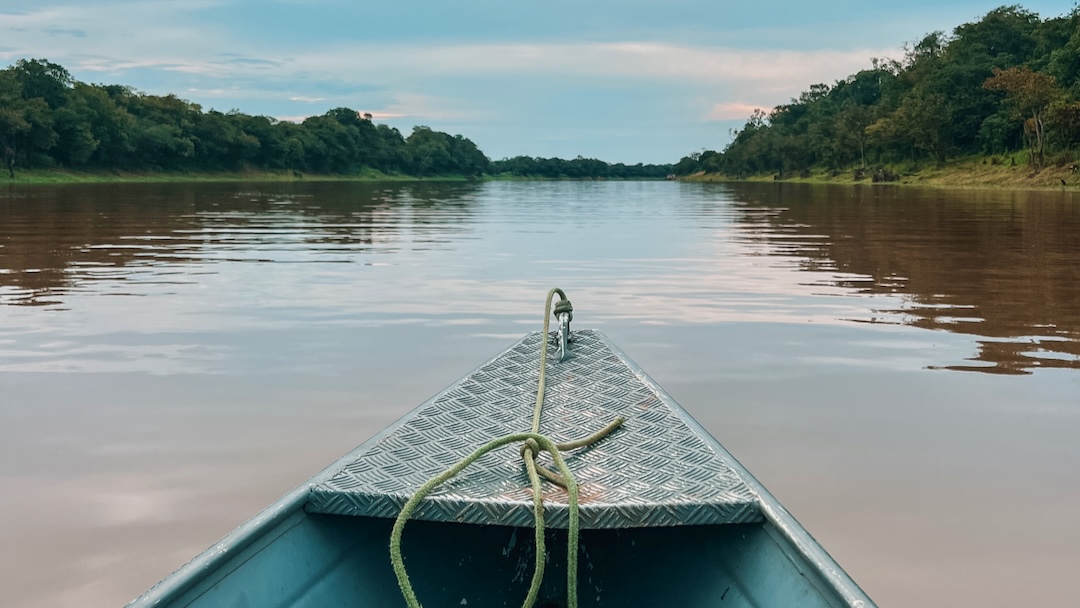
490,156,672,179
674,5,1080,179
0,59,671,180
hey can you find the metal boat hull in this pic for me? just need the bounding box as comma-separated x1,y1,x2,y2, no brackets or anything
132,510,858,607
128,331,874,607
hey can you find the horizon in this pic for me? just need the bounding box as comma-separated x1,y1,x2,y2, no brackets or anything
0,1,1074,164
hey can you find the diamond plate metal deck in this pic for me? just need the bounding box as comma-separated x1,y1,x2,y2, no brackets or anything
307,330,763,529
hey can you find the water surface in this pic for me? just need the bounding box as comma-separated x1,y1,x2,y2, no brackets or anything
1,181,1078,607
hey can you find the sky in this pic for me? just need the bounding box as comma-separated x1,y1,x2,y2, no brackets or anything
0,0,1074,164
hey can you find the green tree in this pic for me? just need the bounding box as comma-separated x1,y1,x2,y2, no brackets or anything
950,5,1039,67
406,126,452,175
1046,101,1080,150
0,68,57,176
12,59,72,108
1044,15,1080,94
835,102,874,168
978,111,1018,154
984,65,1063,169
78,83,136,168
52,85,99,166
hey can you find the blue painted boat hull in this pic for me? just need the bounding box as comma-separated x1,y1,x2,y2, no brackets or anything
131,510,862,607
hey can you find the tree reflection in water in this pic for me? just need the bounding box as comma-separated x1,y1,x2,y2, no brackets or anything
726,182,1080,374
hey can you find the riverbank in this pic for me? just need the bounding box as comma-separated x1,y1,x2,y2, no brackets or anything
683,153,1080,191
1,169,666,185
0,168,486,185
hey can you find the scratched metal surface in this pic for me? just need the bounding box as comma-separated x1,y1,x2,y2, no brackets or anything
307,330,763,528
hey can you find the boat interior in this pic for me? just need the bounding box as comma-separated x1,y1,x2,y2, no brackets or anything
163,507,850,607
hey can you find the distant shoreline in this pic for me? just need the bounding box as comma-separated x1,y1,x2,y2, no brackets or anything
0,169,474,185
0,170,669,186
14,163,1075,191
681,154,1080,193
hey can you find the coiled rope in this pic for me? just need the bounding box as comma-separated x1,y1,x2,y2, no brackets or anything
389,288,625,608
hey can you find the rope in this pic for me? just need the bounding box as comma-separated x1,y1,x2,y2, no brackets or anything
389,288,625,608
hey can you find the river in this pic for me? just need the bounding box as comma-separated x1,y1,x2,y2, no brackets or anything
1,180,1078,607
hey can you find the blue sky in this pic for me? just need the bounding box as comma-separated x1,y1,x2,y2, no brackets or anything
0,0,1074,163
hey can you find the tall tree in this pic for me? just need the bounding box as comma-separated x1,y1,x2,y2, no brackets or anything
984,65,1062,169
12,59,72,108
0,69,57,176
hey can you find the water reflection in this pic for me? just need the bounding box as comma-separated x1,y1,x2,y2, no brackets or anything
0,182,481,307
2,181,1079,377
722,183,1080,374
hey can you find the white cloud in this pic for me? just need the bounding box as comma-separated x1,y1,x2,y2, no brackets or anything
360,92,479,121
362,111,406,120
0,1,231,74
1,3,892,92
707,102,771,121
278,93,472,123
276,94,462,123
289,42,891,89
282,43,892,123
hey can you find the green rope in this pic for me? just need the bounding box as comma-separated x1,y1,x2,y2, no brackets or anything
534,287,567,434
389,288,624,608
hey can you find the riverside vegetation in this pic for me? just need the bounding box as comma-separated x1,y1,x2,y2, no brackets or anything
674,5,1080,189
0,60,671,183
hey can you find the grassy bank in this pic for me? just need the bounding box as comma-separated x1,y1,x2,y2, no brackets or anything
0,168,483,185
1,169,671,185
684,153,1080,191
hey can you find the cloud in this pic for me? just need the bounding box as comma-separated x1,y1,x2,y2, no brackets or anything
289,95,326,103
359,92,478,121
707,102,771,121
360,111,406,120
217,54,284,68
288,41,891,90
44,28,87,38
275,42,892,125
0,1,229,73
1,2,892,95
276,97,453,124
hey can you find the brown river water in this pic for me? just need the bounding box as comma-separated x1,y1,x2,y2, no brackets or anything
1,181,1078,607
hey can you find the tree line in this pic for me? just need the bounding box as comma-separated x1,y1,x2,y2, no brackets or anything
491,155,672,179
0,58,671,180
674,5,1080,178
0,59,488,178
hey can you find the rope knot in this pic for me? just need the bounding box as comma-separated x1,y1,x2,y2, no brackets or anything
519,437,541,459
553,298,573,320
